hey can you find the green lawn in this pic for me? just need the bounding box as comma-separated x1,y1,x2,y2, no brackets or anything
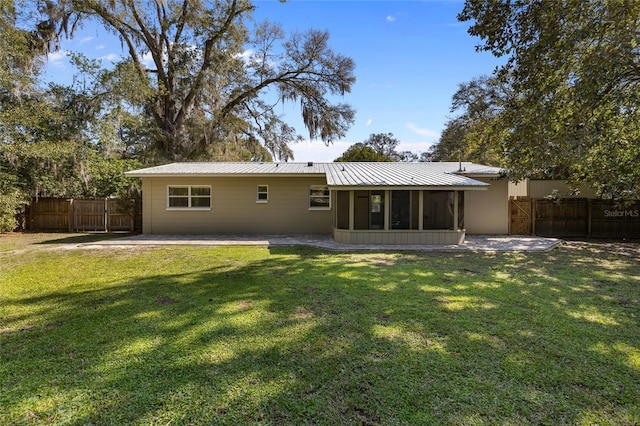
1,233,639,425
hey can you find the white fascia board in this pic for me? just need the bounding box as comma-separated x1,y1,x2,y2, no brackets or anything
327,185,489,191
124,172,326,178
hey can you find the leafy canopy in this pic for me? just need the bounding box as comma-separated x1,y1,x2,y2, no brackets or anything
454,0,640,198
428,75,508,166
41,0,356,161
334,133,419,162
0,0,357,230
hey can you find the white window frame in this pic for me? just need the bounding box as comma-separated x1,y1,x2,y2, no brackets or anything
256,185,269,203
309,185,331,210
167,185,211,210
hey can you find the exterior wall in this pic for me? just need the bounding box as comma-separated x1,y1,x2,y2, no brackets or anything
508,181,528,198
464,178,509,234
333,229,465,245
528,180,597,199
141,176,332,235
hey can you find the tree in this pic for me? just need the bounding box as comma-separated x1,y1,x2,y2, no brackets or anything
0,0,48,230
459,0,640,198
40,0,356,161
428,75,508,166
335,133,420,162
334,143,390,162
0,1,143,231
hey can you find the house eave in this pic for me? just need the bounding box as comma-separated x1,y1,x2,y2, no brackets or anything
327,185,489,191
124,172,327,179
457,173,502,179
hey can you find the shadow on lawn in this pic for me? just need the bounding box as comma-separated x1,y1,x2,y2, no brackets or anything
2,244,640,425
34,233,132,245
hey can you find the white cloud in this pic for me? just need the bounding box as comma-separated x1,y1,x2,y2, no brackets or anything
406,123,440,139
140,51,155,68
100,53,120,62
366,118,373,126
237,48,277,70
386,15,397,22
47,50,69,68
291,140,353,162
79,36,94,44
237,48,254,64
398,141,435,155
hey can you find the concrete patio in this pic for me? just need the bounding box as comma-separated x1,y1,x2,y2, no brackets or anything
87,234,561,252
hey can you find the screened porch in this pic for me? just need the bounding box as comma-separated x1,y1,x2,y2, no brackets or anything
332,189,466,245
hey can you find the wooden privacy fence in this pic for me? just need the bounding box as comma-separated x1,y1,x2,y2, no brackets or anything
27,198,140,233
510,197,640,238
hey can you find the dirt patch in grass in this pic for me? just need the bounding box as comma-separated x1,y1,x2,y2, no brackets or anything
157,295,178,305
236,300,254,310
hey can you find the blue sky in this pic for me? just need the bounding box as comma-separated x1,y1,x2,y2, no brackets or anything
43,0,502,162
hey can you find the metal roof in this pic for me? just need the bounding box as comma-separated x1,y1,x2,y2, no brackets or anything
126,162,501,189
124,162,327,176
323,162,494,188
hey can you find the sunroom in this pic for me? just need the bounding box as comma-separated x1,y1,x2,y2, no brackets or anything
325,163,490,245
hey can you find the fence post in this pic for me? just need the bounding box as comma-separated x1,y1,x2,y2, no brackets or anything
587,199,592,238
508,196,513,235
28,198,34,231
531,199,536,236
68,199,74,232
104,198,109,233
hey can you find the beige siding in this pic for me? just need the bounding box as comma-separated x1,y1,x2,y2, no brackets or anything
465,178,509,234
333,229,465,245
141,176,332,235
508,180,528,198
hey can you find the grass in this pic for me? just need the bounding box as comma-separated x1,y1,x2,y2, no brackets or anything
1,233,639,425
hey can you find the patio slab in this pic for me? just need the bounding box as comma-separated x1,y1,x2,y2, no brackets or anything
86,234,561,252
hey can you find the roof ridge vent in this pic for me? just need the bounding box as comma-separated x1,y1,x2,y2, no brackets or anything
307,161,314,167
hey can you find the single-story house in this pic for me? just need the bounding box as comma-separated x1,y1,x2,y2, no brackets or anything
125,161,508,245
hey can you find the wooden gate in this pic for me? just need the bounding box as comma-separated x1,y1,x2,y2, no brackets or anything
509,197,532,235
73,199,107,231
29,198,137,232
107,199,136,232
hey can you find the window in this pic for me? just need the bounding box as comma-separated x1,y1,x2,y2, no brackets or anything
167,186,211,209
257,185,269,203
423,190,463,229
309,185,330,209
391,190,411,230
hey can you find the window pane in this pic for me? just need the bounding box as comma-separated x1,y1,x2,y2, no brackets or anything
257,185,268,201
310,197,330,208
310,186,329,196
191,197,211,208
391,190,410,230
191,187,210,196
169,187,188,196
423,191,453,229
169,197,189,207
